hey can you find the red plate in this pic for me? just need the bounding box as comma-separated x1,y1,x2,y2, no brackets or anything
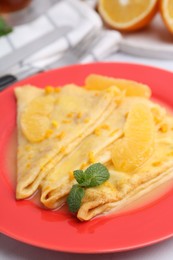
0,63,173,253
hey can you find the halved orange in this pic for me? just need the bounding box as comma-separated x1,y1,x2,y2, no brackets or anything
98,0,159,31
160,0,173,33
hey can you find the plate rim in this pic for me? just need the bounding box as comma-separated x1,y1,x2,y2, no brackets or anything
0,62,173,253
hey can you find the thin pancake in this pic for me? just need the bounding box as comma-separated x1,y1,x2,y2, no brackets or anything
15,85,116,199
77,112,173,221
40,97,155,209
40,102,122,208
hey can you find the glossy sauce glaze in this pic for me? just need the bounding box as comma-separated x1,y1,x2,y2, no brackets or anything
6,125,173,216
6,129,68,212
116,178,173,214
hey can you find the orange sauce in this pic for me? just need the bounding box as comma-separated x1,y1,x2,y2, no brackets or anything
6,129,67,212
6,128,17,187
5,108,173,216
5,129,42,207
116,178,173,215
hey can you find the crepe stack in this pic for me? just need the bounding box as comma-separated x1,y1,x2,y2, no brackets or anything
15,74,173,221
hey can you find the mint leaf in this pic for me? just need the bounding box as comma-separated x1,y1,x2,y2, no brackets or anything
74,163,110,187
82,163,110,187
67,184,85,213
0,17,13,37
74,170,86,184
67,164,110,214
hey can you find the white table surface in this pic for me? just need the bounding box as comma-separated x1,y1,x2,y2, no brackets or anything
1,51,173,260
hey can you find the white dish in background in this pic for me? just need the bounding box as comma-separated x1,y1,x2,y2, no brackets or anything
120,14,173,60
85,2,173,60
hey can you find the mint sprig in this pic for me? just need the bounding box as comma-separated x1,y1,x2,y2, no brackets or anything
67,184,85,213
0,17,13,37
73,170,86,185
81,163,110,187
67,163,110,213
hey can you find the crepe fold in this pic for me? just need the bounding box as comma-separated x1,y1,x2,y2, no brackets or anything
15,81,173,222
40,104,124,208
77,164,173,221
77,127,173,221
15,85,116,199
40,97,152,209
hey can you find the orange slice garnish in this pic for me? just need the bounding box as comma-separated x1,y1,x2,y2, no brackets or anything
160,0,173,33
98,0,158,31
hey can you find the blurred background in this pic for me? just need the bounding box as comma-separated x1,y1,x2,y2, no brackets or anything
0,0,173,90
0,1,173,259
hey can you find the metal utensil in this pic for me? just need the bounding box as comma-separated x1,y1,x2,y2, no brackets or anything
47,30,121,68
0,30,121,90
0,28,97,90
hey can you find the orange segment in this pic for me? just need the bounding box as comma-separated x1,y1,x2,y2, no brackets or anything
21,96,54,142
160,0,173,33
124,102,155,142
112,103,155,173
98,0,158,31
85,74,151,98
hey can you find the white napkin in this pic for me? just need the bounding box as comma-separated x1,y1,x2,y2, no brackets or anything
82,0,98,8
23,0,121,70
0,0,121,76
23,0,103,66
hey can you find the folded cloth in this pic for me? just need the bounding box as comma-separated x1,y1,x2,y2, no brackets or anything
82,0,98,8
0,0,121,78
23,0,103,66
0,0,99,72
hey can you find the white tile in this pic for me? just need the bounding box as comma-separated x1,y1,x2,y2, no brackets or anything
8,16,54,48
0,37,12,58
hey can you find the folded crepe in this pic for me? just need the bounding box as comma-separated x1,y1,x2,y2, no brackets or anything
15,84,116,199
40,100,123,209
40,96,161,209
15,76,173,222
77,104,173,221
